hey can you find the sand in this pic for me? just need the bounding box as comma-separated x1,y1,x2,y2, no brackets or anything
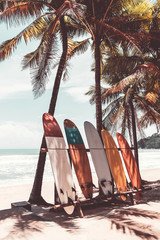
0,168,160,240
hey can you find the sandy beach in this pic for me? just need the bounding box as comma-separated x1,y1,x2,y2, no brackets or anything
0,168,160,240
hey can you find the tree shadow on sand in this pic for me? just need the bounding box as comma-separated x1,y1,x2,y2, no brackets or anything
0,208,46,240
83,179,160,240
104,207,160,240
1,179,160,239
31,179,160,239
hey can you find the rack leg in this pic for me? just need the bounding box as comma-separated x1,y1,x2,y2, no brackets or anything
129,193,136,205
76,201,84,218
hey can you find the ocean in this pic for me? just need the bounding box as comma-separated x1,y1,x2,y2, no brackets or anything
0,149,159,187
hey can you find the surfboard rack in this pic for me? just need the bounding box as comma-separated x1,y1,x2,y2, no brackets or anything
49,186,152,217
41,146,152,217
41,147,135,152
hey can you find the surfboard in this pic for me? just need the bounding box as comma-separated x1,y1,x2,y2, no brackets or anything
43,113,76,215
84,121,113,196
116,132,142,200
101,129,127,201
64,119,93,199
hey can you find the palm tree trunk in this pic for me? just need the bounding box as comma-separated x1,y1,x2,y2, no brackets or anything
94,35,104,195
130,101,139,170
94,35,102,135
28,17,68,205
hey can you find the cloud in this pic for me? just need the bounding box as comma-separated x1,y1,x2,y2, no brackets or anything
64,86,90,103
0,84,32,99
0,121,42,148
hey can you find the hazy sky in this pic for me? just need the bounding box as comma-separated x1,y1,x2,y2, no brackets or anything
0,19,157,149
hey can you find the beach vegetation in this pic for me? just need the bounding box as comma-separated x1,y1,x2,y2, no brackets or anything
86,3,160,169
138,133,160,149
75,0,156,135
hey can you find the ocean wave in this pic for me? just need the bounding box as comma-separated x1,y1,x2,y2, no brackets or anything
0,149,159,187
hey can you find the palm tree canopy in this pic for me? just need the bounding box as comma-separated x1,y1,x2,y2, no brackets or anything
0,0,86,97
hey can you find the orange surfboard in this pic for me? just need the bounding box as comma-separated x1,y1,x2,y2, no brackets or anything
101,129,127,201
116,133,142,200
64,119,93,199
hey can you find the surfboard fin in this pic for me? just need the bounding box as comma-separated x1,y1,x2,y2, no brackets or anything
92,183,97,188
68,197,74,206
127,182,132,190
108,191,112,197
101,179,106,187
72,187,76,192
60,188,64,194
81,184,85,189
87,182,96,189
110,181,113,185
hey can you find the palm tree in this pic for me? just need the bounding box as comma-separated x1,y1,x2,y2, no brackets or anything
102,69,160,167
85,0,160,169
86,41,160,169
28,17,69,205
0,0,86,205
75,0,154,135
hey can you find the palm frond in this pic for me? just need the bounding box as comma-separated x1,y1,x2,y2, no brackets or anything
85,85,96,104
102,71,144,99
22,15,56,69
67,38,90,59
102,96,123,117
65,16,89,38
136,63,160,74
136,95,160,121
0,14,54,61
31,32,58,98
62,60,70,82
102,98,124,132
0,1,46,25
92,18,142,52
102,55,144,85
139,111,160,131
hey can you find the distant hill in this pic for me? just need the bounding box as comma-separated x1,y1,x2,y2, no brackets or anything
138,133,160,149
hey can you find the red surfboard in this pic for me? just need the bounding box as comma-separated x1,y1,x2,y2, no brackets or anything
43,113,76,215
116,132,142,200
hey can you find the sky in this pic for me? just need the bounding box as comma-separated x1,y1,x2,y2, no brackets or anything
0,21,96,148
0,20,157,149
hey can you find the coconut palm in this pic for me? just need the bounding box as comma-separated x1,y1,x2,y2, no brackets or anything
85,1,160,169
102,67,160,168
86,41,160,170
100,3,160,145
0,0,87,205
75,0,155,135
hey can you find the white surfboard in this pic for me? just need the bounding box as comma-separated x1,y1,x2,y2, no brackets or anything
43,113,76,215
84,121,113,196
